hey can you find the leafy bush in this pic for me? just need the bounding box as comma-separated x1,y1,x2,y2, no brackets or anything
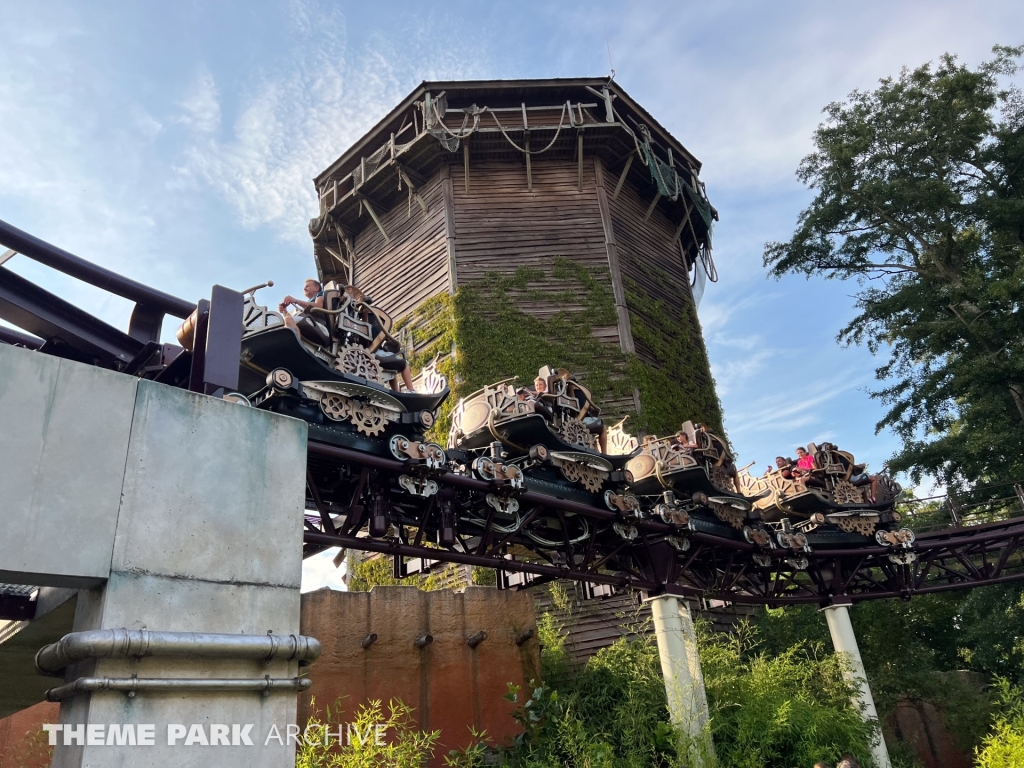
700,622,877,768
492,611,877,767
296,698,439,768
975,679,1024,768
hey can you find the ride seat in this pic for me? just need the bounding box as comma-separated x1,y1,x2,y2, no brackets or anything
320,281,344,336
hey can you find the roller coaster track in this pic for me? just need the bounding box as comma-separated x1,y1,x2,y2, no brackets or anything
3,217,1023,609
303,440,1024,606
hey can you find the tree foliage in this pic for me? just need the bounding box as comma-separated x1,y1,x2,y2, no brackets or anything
975,679,1024,768
764,45,1024,488
757,583,1024,755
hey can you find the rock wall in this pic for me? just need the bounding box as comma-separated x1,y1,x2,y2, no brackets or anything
299,586,540,762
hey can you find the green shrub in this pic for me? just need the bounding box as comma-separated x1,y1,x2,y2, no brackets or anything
492,613,878,767
975,679,1024,768
700,621,877,767
297,697,439,768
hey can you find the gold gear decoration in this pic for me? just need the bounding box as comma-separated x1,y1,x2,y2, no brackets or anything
710,465,737,494
559,461,581,483
560,420,595,449
710,501,745,530
576,464,604,493
320,393,351,422
334,344,384,383
558,460,603,493
832,479,866,505
348,401,388,437
835,515,877,536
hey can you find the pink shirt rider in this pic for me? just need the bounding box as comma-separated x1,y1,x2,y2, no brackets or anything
796,453,815,471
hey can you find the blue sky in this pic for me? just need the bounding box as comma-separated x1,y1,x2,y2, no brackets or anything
3,2,1022,589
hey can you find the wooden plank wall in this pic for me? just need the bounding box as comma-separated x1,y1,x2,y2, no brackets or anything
352,170,449,321
451,159,610,288
600,162,714,392
450,159,635,414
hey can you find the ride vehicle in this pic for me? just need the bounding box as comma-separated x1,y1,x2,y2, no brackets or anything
232,282,450,461
625,420,756,535
737,442,912,548
445,366,640,548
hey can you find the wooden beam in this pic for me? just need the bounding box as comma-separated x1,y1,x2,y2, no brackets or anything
440,164,458,293
463,140,470,195
644,192,662,223
577,132,584,192
323,245,351,284
612,154,633,200
593,157,636,355
678,201,699,248
523,103,532,192
525,137,533,191
357,195,390,243
395,160,427,188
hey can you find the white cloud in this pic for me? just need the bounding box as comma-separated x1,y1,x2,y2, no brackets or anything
176,68,221,133
175,1,491,243
726,369,871,437
710,349,774,396
604,0,1024,192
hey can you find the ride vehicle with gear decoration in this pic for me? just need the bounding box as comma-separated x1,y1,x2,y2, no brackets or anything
736,443,914,557
445,366,641,549
233,282,450,467
625,420,757,545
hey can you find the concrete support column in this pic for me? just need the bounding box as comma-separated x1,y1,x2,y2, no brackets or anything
0,346,311,768
649,595,713,763
822,600,891,768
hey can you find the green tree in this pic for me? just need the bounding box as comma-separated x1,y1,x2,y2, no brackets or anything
764,45,1024,489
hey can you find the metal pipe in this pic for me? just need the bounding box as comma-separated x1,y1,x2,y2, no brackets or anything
0,325,42,349
0,218,195,318
467,631,487,649
45,676,312,702
36,629,322,675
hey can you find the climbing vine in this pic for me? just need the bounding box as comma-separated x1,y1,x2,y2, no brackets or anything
395,256,725,444
623,266,725,438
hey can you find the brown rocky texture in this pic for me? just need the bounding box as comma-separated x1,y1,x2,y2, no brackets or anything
0,700,58,768
299,586,540,761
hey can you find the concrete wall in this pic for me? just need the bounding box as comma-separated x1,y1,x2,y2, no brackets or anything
0,345,309,768
0,347,138,588
299,587,540,762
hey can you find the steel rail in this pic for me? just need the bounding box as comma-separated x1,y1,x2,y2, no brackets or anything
305,442,1024,606
303,529,656,590
0,217,195,318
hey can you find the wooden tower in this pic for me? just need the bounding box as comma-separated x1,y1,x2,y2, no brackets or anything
308,78,722,440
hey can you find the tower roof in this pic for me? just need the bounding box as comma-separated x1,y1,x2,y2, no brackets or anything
309,77,717,244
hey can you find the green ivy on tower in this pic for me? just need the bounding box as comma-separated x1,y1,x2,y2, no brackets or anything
394,256,725,444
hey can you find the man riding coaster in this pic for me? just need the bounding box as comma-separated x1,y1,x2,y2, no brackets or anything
280,279,414,392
